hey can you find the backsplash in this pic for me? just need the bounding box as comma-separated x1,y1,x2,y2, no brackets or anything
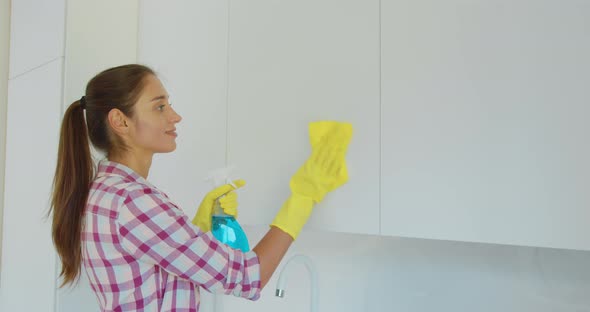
216,226,590,312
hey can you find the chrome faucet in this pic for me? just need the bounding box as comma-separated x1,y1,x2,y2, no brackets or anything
275,254,319,312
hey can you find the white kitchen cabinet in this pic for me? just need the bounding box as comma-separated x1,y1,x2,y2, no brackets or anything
8,0,65,78
63,0,138,105
380,0,590,250
226,0,381,235
2,59,62,312
57,2,140,311
138,0,230,217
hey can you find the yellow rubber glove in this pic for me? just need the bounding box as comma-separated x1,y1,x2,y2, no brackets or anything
271,121,353,239
192,179,246,232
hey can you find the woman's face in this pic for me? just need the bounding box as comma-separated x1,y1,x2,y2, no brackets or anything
127,74,182,155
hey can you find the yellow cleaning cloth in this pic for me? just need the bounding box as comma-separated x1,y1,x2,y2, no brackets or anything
308,121,353,196
289,121,353,203
309,121,354,149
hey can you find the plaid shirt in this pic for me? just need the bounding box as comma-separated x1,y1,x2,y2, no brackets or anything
82,160,261,311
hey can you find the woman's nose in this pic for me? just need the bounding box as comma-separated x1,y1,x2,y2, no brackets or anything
170,107,182,123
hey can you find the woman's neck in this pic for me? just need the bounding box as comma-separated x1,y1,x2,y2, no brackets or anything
109,152,153,179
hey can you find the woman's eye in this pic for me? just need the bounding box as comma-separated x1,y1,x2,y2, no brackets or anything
157,104,166,111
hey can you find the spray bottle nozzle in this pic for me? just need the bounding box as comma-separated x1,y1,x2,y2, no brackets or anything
205,165,236,188
205,165,236,217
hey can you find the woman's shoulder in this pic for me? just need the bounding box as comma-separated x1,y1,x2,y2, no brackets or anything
87,174,171,218
91,174,162,198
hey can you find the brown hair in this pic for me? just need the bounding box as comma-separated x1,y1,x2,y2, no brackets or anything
50,64,155,286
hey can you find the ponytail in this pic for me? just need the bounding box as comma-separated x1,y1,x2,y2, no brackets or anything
50,99,93,287
49,63,156,287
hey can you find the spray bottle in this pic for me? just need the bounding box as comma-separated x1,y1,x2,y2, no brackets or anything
207,166,250,252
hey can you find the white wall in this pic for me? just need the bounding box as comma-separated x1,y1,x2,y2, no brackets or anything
222,226,590,312
0,0,11,276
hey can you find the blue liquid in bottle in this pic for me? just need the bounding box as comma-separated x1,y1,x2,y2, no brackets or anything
207,167,250,252
211,215,250,252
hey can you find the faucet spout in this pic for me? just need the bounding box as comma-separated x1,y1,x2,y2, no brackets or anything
275,254,319,312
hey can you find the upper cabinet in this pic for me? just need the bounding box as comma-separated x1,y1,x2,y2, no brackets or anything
380,0,590,250
135,0,590,250
8,0,65,78
226,0,381,235
138,1,230,216
3,58,63,312
64,0,138,105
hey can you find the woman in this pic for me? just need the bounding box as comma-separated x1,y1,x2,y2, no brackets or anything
50,64,351,311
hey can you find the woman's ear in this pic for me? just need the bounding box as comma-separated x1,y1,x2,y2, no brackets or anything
107,109,129,135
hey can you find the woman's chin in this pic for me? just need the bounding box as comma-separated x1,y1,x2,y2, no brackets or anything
157,143,177,154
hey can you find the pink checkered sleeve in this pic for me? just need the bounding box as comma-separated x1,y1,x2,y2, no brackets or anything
116,187,261,300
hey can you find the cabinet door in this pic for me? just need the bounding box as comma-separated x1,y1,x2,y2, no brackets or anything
227,0,381,235
381,0,590,250
3,59,62,312
138,1,230,216
63,0,138,105
8,0,65,78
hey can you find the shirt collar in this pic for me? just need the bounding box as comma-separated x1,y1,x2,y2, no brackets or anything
96,159,151,186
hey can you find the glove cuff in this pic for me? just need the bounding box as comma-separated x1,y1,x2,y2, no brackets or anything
270,193,314,240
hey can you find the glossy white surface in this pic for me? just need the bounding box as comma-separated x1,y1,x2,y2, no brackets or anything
63,0,138,106
0,0,11,278
138,0,230,225
381,0,590,250
8,0,65,78
1,58,62,312
226,0,380,235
